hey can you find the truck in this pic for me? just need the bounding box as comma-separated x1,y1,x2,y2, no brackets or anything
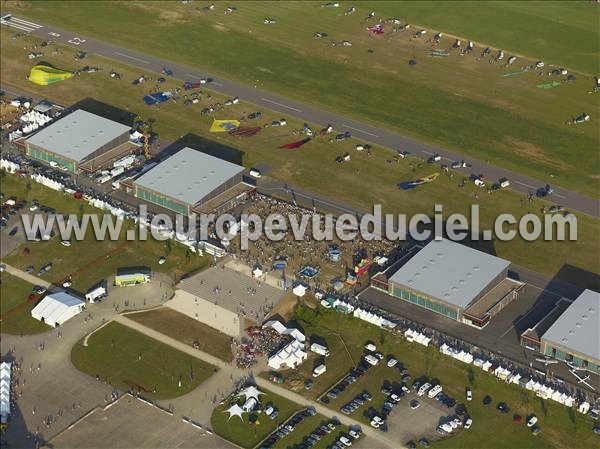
110,166,125,178
310,343,330,357
96,173,112,184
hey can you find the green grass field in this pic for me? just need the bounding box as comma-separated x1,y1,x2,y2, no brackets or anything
4,1,599,196
126,307,234,363
289,305,597,449
211,390,302,449
1,175,210,293
0,271,49,334
71,321,216,399
1,29,598,286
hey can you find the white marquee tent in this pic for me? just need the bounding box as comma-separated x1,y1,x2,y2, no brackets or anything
31,292,85,327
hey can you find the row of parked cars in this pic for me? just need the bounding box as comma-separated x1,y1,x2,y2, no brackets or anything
340,391,372,415
259,407,317,449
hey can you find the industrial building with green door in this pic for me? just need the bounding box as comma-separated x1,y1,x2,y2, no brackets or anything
25,109,131,173
133,147,244,216
539,289,600,374
386,238,523,329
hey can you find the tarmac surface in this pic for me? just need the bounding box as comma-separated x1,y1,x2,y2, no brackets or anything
2,14,599,218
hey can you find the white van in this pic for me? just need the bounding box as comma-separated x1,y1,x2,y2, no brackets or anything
313,364,327,378
428,384,443,398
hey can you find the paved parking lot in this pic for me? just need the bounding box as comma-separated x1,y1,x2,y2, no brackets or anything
383,391,452,445
43,394,236,449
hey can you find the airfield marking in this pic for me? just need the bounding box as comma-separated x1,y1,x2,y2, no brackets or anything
261,97,302,112
0,15,43,33
342,124,379,137
113,51,150,64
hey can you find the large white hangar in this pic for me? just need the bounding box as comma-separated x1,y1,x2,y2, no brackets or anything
133,147,246,216
384,239,523,328
25,109,133,173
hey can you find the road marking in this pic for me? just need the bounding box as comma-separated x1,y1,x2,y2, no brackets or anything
185,73,202,79
422,150,434,155
48,31,61,37
261,98,302,112
212,81,223,87
113,51,149,64
514,180,537,190
554,193,566,199
342,124,379,137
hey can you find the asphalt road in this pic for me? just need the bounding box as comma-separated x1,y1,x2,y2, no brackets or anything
2,14,599,218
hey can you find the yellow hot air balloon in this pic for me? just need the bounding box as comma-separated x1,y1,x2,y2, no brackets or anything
28,65,73,86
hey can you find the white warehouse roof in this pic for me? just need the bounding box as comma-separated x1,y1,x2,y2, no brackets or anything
26,109,130,162
31,292,85,326
388,239,510,309
542,289,600,362
134,147,244,206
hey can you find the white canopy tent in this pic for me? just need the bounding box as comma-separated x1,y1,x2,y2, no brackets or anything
1,362,11,424
224,404,244,420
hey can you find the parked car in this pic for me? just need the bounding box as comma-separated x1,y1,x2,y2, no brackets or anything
410,399,421,410
466,388,472,401
249,168,262,178
464,417,473,429
527,415,538,428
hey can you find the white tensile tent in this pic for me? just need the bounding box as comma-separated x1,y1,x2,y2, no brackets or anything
31,292,85,327
224,404,244,420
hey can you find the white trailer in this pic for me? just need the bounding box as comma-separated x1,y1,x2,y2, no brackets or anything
110,166,125,177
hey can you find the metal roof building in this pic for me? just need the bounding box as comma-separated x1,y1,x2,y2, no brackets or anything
386,239,522,328
540,289,600,373
133,147,245,215
25,110,131,172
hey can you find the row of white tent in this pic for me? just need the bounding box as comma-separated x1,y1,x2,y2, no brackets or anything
264,320,308,370
0,362,11,424
353,307,396,329
267,339,308,370
438,342,581,410
263,320,306,343
405,328,433,347
20,110,52,127
0,158,20,173
31,173,65,191
440,343,474,363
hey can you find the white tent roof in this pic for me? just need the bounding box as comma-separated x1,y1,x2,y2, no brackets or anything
0,362,11,422
240,385,264,401
224,404,244,420
31,292,84,324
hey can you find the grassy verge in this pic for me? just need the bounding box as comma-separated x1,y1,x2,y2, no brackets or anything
1,175,210,292
0,271,49,334
290,305,596,449
211,390,301,449
1,29,598,285
4,1,599,195
126,307,234,363
71,321,216,399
